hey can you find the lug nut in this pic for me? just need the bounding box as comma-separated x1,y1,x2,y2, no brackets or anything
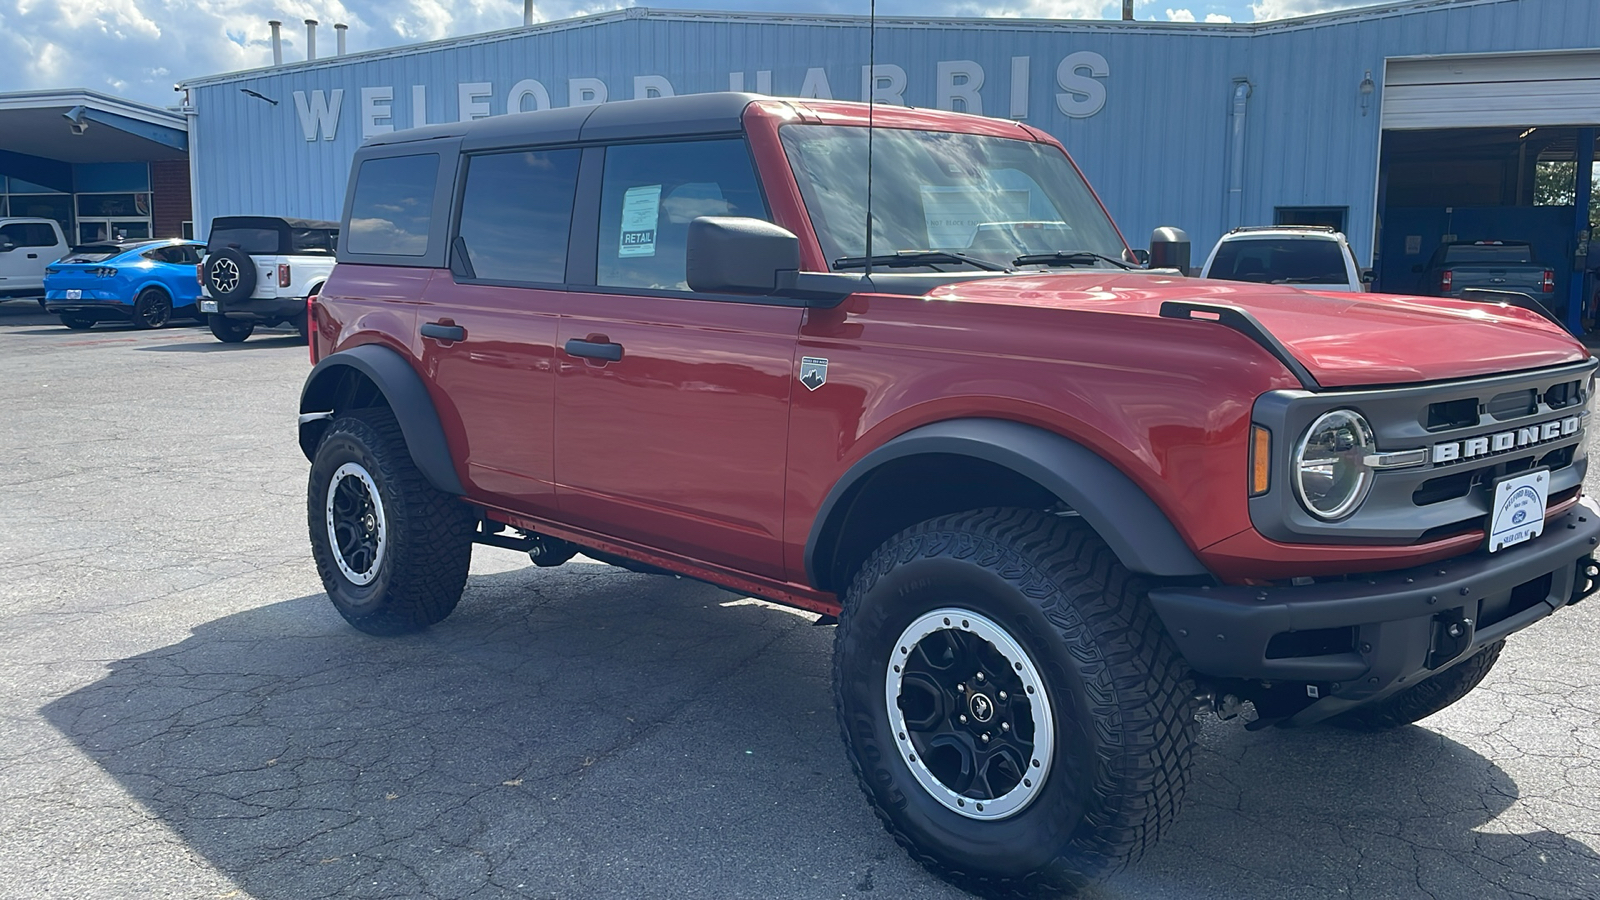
1001,722,1010,732
959,714,968,723
998,691,1007,701
976,672,986,683
981,733,990,743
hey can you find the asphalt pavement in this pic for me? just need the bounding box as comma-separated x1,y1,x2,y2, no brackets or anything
2,296,1598,900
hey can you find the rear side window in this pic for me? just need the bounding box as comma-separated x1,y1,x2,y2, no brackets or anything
1209,238,1347,285
596,139,768,291
63,244,122,263
209,227,279,255
456,149,581,284
1,222,58,247
292,229,337,254
347,154,439,257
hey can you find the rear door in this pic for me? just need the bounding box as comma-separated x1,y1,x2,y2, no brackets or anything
552,139,800,578
0,222,63,293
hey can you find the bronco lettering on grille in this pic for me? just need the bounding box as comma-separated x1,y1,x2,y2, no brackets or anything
1431,415,1582,463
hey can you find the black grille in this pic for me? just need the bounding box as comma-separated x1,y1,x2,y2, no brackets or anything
1486,389,1537,420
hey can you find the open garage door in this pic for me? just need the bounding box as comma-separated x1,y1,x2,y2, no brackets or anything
1383,51,1600,131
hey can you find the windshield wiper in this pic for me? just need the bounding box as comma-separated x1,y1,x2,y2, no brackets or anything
833,250,1008,272
1013,251,1135,270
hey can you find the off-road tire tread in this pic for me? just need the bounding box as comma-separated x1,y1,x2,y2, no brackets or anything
309,409,474,635
1329,640,1504,731
834,507,1195,895
208,315,253,343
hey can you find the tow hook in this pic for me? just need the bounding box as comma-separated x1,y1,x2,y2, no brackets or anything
1571,557,1600,606
1427,608,1475,669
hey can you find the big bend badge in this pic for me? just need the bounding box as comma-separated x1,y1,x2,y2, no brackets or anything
799,357,829,391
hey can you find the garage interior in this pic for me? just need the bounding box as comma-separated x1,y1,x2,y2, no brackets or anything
1376,51,1598,332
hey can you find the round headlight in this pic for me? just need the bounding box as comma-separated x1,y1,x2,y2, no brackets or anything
1294,409,1375,520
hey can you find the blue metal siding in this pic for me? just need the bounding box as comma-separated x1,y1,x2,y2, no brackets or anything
188,0,1600,265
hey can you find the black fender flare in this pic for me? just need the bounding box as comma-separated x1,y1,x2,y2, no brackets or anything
805,418,1209,587
298,343,464,496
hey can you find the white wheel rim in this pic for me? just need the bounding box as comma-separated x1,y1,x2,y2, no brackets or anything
325,462,387,586
886,608,1055,821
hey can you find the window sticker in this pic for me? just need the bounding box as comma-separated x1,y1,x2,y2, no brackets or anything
619,184,662,258
920,186,1030,248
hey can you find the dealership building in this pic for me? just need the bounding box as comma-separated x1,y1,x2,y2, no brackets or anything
176,0,1599,322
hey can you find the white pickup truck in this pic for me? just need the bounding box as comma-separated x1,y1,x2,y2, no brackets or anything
199,216,339,343
0,218,68,300
1199,225,1370,292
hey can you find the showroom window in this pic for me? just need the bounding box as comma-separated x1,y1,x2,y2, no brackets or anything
456,148,581,284
347,154,440,256
596,139,768,292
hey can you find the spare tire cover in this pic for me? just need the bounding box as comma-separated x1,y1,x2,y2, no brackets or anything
204,247,257,303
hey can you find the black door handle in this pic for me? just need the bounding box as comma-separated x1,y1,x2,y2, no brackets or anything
26,253,38,259
564,338,623,362
421,321,465,342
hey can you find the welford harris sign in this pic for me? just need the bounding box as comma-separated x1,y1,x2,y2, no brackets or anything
288,53,1113,142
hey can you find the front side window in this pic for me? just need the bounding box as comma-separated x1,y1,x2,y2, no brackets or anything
596,139,768,291
780,125,1126,271
1209,239,1348,285
457,148,581,284
347,154,439,256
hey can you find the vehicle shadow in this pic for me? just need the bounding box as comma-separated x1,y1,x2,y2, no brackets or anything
44,565,1600,900
137,334,305,352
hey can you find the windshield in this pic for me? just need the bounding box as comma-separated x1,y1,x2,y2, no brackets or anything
780,125,1127,271
1208,238,1348,284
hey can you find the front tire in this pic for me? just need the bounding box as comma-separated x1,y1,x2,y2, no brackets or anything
308,410,475,635
834,508,1195,894
208,314,254,343
1329,641,1504,731
132,287,172,329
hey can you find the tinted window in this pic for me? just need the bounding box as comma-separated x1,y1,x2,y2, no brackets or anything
348,154,439,256
1208,238,1348,285
1441,243,1534,264
209,227,279,255
62,244,122,263
597,140,768,291
292,228,337,254
1,222,58,247
457,149,581,284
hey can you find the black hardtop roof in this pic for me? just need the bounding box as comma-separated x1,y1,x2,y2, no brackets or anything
362,92,764,152
212,215,340,232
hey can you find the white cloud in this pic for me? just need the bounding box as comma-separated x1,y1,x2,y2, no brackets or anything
1166,8,1197,21
1205,13,1234,22
947,0,1113,18
1249,0,1369,19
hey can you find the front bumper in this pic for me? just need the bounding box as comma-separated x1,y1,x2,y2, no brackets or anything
1150,500,1600,714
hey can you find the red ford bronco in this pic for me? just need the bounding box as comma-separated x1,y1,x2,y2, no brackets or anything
298,94,1599,892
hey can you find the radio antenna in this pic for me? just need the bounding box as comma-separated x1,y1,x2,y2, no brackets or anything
864,0,877,277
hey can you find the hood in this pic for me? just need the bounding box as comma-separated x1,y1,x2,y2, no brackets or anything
931,272,1590,388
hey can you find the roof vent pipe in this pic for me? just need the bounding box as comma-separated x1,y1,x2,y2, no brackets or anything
524,0,535,25
1122,0,1133,20
305,19,318,61
334,23,347,56
268,20,282,66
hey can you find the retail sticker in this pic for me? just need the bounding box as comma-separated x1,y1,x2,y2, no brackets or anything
620,185,661,258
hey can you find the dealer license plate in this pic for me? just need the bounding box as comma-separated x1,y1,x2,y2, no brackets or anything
1488,469,1549,552
65,289,81,300
200,300,218,313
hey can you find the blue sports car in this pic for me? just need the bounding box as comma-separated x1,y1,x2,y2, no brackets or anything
43,239,205,330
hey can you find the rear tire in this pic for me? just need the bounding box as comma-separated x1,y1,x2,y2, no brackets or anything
308,409,475,635
1328,641,1504,731
834,508,1195,894
132,287,173,329
208,314,254,343
59,313,95,330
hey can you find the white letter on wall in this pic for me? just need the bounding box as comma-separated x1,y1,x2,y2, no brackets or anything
507,79,550,113
633,75,675,99
412,85,428,127
293,89,343,141
1010,56,1030,118
936,60,984,114
569,77,608,106
458,82,492,121
729,71,773,94
361,86,394,139
861,64,908,105
1056,51,1109,118
799,67,833,100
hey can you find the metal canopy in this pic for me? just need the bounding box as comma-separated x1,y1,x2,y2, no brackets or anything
0,90,188,165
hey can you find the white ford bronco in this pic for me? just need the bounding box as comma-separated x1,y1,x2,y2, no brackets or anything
199,215,339,343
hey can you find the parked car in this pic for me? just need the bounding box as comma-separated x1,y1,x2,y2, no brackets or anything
199,215,338,343
42,239,204,330
1200,225,1369,291
1417,239,1555,301
295,94,1598,894
0,217,69,300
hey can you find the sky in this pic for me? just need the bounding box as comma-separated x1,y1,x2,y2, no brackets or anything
0,0,1380,107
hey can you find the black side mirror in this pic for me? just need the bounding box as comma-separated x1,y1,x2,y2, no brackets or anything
1148,227,1191,274
687,216,863,305
1360,268,1375,283
0,241,15,253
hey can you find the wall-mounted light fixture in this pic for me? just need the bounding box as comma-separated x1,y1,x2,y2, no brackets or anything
1359,69,1375,116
